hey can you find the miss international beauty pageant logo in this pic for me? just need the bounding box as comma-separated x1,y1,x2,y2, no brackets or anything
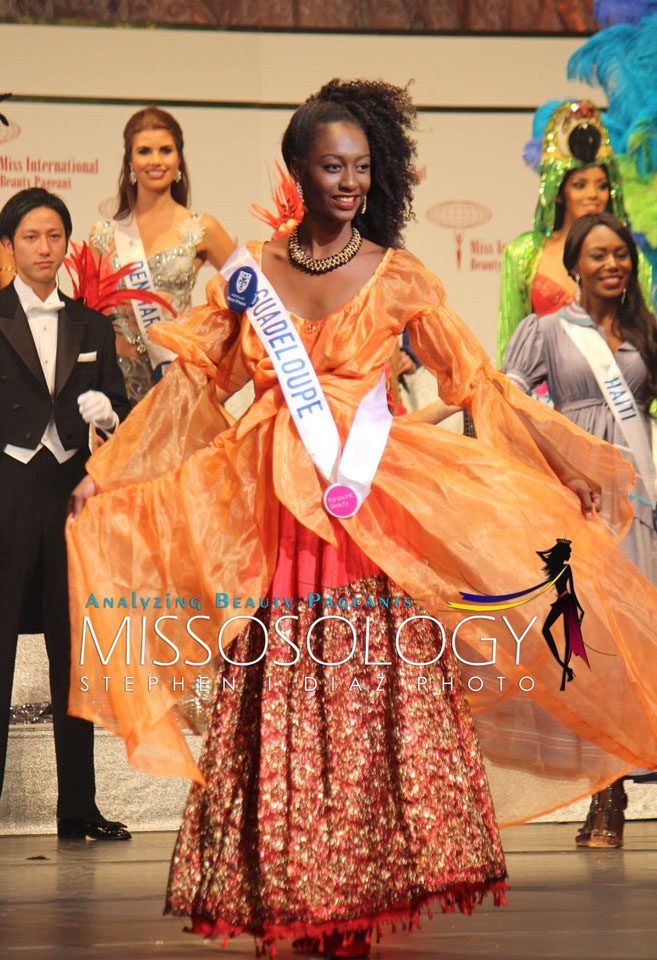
426,199,492,270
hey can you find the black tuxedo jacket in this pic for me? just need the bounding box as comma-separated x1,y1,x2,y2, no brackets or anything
0,282,129,449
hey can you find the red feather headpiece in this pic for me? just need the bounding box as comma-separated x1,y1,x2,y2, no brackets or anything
64,241,177,317
250,161,305,239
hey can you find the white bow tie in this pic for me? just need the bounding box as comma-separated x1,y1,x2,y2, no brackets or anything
24,294,65,316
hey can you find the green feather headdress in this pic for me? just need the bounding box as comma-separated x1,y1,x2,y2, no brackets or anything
534,100,627,237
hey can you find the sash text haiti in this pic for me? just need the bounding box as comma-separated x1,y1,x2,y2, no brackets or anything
604,375,636,422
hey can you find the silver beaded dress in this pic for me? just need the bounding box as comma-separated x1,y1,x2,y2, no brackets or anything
90,213,206,404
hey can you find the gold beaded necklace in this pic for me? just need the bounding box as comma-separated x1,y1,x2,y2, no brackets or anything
288,226,362,274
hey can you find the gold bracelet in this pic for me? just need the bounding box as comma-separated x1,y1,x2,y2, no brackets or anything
0,265,15,273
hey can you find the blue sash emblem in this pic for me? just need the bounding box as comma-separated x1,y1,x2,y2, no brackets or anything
227,267,258,312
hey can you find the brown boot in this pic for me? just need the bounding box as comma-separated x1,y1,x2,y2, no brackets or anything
575,791,601,847
587,780,627,848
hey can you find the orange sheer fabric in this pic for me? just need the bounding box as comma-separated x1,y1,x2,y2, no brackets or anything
67,242,657,825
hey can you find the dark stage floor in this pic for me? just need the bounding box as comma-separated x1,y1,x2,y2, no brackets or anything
1,823,656,959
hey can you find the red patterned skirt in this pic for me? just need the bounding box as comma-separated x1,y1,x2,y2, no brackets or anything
165,509,507,954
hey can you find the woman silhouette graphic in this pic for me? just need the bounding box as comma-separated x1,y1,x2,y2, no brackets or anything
538,539,590,691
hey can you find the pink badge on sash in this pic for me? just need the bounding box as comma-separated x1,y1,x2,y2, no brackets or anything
323,483,359,518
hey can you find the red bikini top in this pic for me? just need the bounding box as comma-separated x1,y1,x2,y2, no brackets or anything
531,273,574,316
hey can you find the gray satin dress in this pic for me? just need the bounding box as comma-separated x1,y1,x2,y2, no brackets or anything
504,306,657,585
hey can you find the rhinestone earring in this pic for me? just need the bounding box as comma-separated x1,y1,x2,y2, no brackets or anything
575,274,581,304
295,180,304,205
129,166,137,185
361,195,367,215
175,169,182,183
621,286,627,304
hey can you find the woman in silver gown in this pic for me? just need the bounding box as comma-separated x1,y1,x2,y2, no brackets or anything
90,106,234,403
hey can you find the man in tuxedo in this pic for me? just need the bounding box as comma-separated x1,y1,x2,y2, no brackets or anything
0,188,131,840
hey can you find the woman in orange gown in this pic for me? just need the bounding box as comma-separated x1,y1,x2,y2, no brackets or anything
67,81,657,956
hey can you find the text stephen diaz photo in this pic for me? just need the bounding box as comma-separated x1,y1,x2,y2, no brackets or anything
76,592,539,695
77,670,536,696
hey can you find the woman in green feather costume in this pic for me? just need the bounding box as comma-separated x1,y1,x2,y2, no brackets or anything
497,100,652,372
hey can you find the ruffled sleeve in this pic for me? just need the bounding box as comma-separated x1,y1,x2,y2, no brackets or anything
403,254,633,540
148,273,245,393
87,273,247,490
502,313,548,393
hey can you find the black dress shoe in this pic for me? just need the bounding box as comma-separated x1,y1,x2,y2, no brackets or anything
57,816,131,841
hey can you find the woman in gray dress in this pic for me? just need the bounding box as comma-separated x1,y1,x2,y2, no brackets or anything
504,211,657,848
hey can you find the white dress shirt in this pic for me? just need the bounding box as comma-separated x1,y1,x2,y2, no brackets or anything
4,275,77,464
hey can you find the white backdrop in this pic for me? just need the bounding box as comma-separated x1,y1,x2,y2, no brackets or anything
1,103,545,360
0,23,600,360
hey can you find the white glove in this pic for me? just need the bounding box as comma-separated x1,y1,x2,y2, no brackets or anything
77,390,119,433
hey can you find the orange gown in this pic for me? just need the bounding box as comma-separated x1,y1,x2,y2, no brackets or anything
66,242,657,880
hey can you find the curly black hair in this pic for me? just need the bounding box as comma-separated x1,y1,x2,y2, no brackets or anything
564,212,657,409
281,79,419,249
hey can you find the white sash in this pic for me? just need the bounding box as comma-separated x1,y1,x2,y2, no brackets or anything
112,217,176,379
559,310,657,515
221,245,392,517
